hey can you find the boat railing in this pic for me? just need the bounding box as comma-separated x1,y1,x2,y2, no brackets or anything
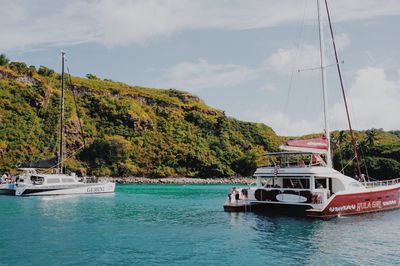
364,178,400,188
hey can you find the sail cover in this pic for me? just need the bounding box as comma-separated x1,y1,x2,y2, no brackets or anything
19,157,58,169
280,135,328,154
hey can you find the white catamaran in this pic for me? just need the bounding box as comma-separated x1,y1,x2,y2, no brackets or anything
223,0,400,218
2,52,115,196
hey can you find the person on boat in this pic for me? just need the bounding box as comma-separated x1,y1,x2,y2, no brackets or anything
235,189,240,201
228,187,236,202
2,173,9,183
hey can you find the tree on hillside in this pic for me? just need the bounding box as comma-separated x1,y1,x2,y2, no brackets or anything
337,130,348,146
86,73,99,80
9,61,29,73
38,66,55,76
365,129,379,147
0,54,9,65
79,135,133,175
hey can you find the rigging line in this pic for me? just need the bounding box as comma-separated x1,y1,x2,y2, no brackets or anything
66,66,87,147
298,61,343,72
44,145,86,174
338,61,369,176
339,155,356,173
283,0,309,113
358,140,370,181
324,0,363,180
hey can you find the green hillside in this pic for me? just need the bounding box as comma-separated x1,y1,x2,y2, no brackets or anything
1,59,399,180
0,61,280,177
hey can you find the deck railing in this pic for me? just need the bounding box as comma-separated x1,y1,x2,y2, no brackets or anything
364,178,400,188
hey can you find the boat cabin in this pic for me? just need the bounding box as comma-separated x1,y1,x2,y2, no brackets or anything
16,172,79,186
250,152,365,205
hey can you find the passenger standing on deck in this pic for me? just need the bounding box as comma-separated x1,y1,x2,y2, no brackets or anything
235,189,240,201
2,173,8,183
229,187,237,203
228,187,233,202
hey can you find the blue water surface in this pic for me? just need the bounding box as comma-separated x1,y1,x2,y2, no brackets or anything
0,184,399,265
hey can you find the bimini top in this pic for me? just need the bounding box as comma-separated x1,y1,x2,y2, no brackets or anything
264,151,327,168
280,135,328,154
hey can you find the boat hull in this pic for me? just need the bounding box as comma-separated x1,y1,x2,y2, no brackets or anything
0,183,16,196
224,187,400,218
224,201,312,216
16,182,115,196
307,187,400,218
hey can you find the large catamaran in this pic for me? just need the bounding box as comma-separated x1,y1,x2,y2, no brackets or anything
224,0,400,217
4,53,115,196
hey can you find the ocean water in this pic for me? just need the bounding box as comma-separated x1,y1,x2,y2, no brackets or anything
0,184,399,266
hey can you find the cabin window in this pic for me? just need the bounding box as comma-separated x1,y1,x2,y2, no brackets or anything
315,178,327,189
282,177,310,189
31,176,44,185
349,182,362,187
47,178,60,184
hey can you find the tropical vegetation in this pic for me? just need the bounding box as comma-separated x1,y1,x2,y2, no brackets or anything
0,58,280,177
0,56,399,180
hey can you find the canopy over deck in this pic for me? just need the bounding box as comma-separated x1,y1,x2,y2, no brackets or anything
265,151,326,168
280,135,328,154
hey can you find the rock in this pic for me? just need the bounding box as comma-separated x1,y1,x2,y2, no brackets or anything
108,176,254,185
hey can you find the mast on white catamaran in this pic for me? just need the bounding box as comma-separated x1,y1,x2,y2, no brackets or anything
58,52,65,174
317,0,332,168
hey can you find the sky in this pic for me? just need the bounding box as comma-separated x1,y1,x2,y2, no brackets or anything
1,0,400,136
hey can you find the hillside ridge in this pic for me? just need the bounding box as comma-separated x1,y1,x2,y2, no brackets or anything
1,60,399,180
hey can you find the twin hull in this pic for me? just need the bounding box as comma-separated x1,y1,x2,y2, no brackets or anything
15,182,115,196
224,187,400,218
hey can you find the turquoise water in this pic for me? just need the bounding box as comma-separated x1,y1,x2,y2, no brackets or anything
1,184,399,265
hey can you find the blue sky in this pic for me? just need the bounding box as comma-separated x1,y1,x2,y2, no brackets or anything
2,0,400,135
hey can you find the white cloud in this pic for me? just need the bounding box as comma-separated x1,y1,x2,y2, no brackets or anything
257,82,278,92
1,0,399,51
243,67,400,136
335,33,351,49
158,59,259,91
264,45,320,74
243,107,323,136
330,67,400,131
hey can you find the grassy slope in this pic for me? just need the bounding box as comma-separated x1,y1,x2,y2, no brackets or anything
0,64,281,177
1,63,399,179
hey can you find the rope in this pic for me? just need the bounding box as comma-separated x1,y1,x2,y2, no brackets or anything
283,0,309,113
339,155,356,173
43,145,86,174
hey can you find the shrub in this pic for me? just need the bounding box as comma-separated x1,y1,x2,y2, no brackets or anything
38,66,55,76
0,54,9,65
9,61,29,73
86,73,99,80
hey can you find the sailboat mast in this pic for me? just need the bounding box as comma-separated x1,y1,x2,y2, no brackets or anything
317,0,332,168
324,0,363,179
59,52,65,174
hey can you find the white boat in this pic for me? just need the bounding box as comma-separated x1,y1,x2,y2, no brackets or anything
223,0,400,217
0,183,16,195
10,52,116,196
224,151,400,217
13,171,115,196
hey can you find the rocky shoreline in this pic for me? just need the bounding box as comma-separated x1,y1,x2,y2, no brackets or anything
109,176,255,185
